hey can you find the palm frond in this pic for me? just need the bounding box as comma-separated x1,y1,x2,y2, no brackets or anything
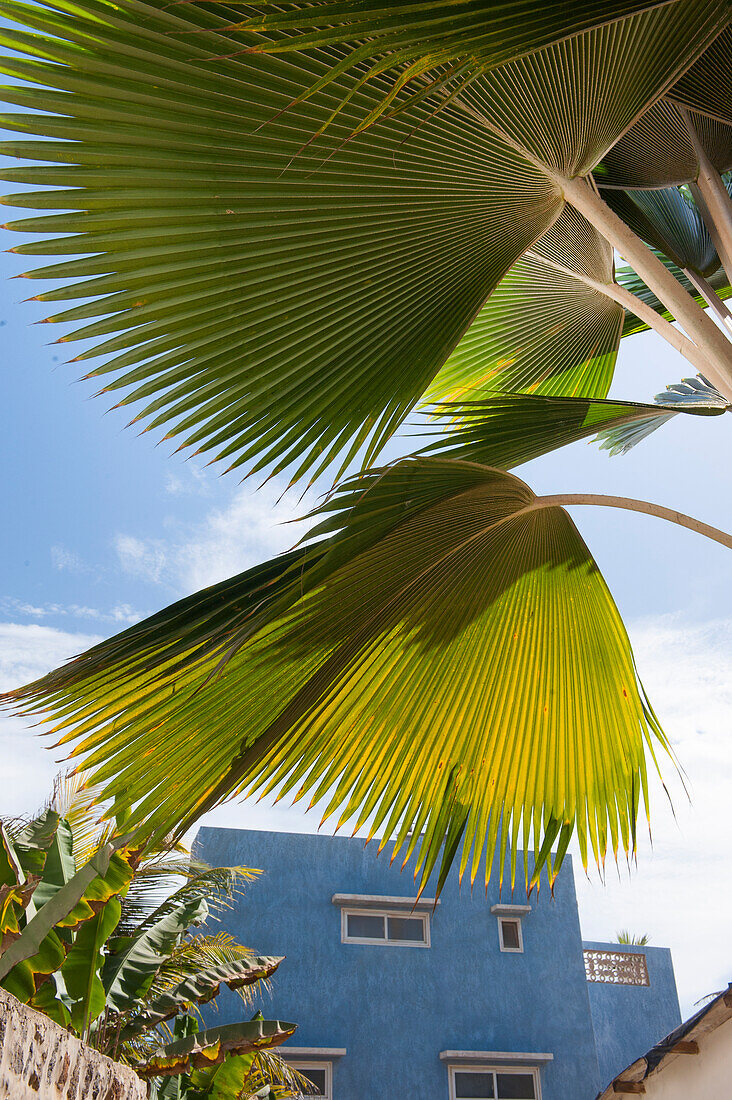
595,98,732,188
204,2,725,133
426,207,622,402
0,0,565,484
117,865,256,946
600,187,719,277
0,1,726,480
47,771,112,869
415,385,729,469
2,461,676,894
616,251,731,336
668,23,732,125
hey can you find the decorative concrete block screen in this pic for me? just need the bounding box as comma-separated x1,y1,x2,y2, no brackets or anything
583,949,650,986
0,989,148,1100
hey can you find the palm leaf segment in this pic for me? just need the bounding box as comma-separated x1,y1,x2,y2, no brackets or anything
5,461,674,894
417,380,730,467
216,2,713,130
427,206,623,401
0,1,727,480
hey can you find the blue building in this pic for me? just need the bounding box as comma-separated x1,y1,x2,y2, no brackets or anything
195,827,681,1100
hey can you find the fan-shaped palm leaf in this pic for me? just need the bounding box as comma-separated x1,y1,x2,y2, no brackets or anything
0,0,726,479
595,99,732,188
426,207,623,401
0,0,565,483
2,461,683,894
600,187,719,277
617,253,732,336
666,23,732,126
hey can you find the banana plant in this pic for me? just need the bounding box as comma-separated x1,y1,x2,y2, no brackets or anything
149,1016,306,1100
2,2,732,893
0,778,290,1084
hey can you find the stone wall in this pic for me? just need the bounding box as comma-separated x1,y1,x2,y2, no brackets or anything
0,988,147,1100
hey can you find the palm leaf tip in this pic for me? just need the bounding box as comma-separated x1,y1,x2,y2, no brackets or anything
595,372,729,455
3,461,672,895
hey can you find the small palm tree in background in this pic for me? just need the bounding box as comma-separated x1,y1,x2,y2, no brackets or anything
1,1,732,896
616,930,651,946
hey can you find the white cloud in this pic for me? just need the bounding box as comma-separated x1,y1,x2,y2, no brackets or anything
114,480,315,596
175,482,314,593
574,615,732,1017
0,598,140,627
50,545,90,574
0,623,103,819
114,533,167,584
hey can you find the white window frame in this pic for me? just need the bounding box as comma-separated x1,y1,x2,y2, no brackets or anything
340,906,431,947
497,916,524,953
449,1064,542,1100
289,1060,332,1100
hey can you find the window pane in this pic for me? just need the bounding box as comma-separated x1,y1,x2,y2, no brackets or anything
501,920,521,950
300,1068,326,1095
346,912,385,939
387,916,425,942
496,1073,535,1098
454,1071,495,1098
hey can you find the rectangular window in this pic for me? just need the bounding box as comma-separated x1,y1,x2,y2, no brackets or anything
290,1062,331,1099
341,908,429,947
498,918,523,953
451,1068,538,1100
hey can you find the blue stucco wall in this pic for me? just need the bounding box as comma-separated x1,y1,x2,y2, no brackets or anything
583,941,681,1088
195,827,602,1099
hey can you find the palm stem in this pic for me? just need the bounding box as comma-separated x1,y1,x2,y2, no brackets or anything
534,494,732,550
527,248,714,375
681,109,732,288
561,176,732,400
683,267,732,336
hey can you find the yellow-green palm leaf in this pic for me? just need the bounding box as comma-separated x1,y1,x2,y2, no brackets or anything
427,207,623,401
3,462,672,894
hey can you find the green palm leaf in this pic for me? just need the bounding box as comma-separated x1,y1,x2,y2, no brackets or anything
0,0,565,483
2,462,675,893
616,252,732,336
667,23,732,125
416,385,729,469
0,0,726,480
216,2,718,130
595,99,732,188
600,187,719,277
426,207,623,401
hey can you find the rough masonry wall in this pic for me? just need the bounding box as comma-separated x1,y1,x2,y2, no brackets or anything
0,988,147,1100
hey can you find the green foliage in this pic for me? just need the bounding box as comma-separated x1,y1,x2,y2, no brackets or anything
616,929,651,945
1,2,732,904
0,786,291,1088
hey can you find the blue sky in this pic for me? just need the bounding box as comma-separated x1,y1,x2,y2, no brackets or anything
1,216,732,1016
